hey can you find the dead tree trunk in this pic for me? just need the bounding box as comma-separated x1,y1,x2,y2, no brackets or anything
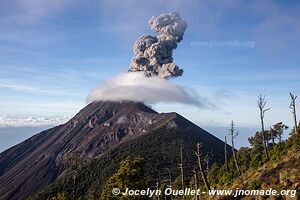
165,168,173,200
179,141,184,190
204,152,213,180
290,92,298,135
231,121,242,175
195,143,210,191
165,168,172,188
156,181,160,200
258,94,270,160
224,136,229,172
193,169,200,200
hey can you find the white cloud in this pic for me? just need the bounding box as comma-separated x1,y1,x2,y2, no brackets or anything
0,115,70,127
0,79,79,96
87,72,208,107
0,100,84,117
0,82,37,92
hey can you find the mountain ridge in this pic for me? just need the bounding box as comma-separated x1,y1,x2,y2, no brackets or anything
0,101,230,200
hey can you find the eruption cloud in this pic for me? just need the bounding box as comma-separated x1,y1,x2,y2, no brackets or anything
87,12,205,107
129,12,187,79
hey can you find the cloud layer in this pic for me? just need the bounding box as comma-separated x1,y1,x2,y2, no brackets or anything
86,72,202,106
0,115,70,127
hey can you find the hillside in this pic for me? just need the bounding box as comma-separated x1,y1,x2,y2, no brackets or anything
31,122,229,199
35,128,300,200
0,101,230,200
206,128,300,200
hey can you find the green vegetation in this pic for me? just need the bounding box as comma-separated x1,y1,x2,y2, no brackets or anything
206,123,300,199
49,193,69,200
100,157,149,200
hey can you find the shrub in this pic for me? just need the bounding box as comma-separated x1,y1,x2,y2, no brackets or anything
248,180,262,190
249,154,262,169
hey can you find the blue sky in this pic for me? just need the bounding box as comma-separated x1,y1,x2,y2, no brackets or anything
0,0,300,132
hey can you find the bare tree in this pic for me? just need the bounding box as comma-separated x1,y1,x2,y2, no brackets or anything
290,92,298,135
231,121,242,175
224,136,229,172
193,169,200,200
164,168,173,200
156,181,160,200
204,151,213,179
165,168,172,188
179,141,185,190
258,94,270,160
195,143,210,191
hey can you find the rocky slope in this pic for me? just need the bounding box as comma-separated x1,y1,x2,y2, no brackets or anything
0,101,229,200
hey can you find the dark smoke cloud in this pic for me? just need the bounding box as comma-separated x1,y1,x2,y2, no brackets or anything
86,12,205,107
129,12,187,79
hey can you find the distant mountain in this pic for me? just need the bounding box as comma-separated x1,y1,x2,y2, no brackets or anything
0,101,231,200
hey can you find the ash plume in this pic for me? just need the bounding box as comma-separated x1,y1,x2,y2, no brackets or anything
129,12,187,79
86,12,205,107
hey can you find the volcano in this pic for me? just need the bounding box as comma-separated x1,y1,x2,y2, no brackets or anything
0,101,230,200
